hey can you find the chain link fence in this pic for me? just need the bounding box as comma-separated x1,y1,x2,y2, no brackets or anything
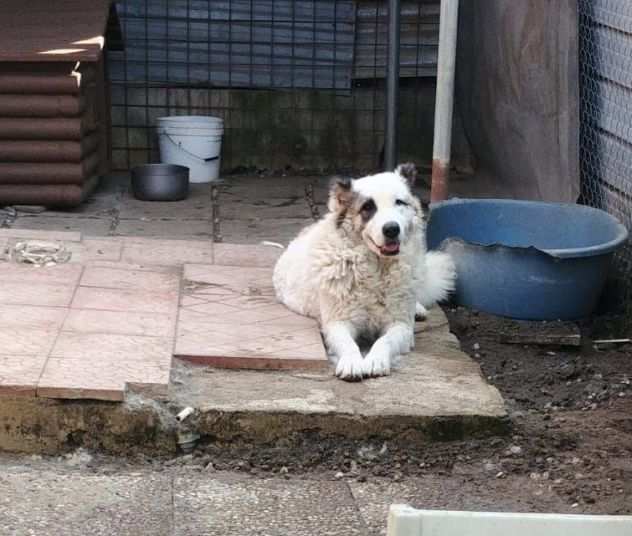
579,0,632,318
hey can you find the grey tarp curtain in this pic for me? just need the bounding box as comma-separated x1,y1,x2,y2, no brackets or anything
454,0,579,202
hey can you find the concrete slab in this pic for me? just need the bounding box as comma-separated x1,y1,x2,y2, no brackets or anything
115,218,212,239
173,472,367,536
0,228,82,242
0,467,173,536
118,183,212,221
172,308,507,444
11,216,112,236
218,217,310,245
350,477,570,536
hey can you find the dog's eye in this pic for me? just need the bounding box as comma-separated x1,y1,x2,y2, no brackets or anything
361,199,376,212
395,199,409,207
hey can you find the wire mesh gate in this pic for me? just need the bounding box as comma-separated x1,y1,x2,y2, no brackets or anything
107,0,440,174
579,0,632,317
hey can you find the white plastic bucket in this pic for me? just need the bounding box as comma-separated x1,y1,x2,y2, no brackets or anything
157,116,224,183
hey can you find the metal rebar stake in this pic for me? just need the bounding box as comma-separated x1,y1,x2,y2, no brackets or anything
384,0,401,171
305,182,321,221
211,183,222,243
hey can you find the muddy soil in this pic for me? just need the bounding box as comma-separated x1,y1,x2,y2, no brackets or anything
176,307,632,514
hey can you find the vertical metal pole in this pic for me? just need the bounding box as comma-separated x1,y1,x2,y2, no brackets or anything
384,0,401,171
431,0,460,202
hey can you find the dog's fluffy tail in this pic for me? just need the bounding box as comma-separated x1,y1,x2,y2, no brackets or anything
418,251,456,307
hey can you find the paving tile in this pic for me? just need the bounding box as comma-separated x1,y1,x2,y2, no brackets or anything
0,262,83,286
0,282,76,307
0,304,67,330
0,228,81,242
121,238,213,266
0,328,59,356
86,260,180,274
40,332,173,401
64,309,176,337
80,265,180,293
66,238,123,263
213,243,282,267
0,354,48,397
176,264,327,369
72,287,177,314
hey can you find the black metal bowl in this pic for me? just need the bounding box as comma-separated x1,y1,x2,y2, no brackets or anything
131,164,190,201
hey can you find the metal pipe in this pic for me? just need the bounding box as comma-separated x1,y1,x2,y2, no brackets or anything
431,0,460,202
384,0,401,171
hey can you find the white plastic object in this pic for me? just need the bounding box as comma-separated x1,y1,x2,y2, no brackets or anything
386,505,632,536
157,115,224,183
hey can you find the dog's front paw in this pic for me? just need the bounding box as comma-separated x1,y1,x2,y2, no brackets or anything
415,302,428,321
361,347,392,377
335,354,364,381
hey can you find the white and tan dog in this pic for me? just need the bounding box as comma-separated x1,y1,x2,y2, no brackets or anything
273,164,456,380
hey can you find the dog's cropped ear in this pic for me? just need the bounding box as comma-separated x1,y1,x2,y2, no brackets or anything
395,162,418,187
327,176,355,212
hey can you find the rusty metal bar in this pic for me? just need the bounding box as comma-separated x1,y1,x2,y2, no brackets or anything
431,0,460,202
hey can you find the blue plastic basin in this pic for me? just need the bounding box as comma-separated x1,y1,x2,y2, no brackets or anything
427,198,629,320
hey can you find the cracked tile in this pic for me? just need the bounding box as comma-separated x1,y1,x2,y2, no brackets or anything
176,264,327,369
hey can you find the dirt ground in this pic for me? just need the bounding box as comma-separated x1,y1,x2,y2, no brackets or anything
164,306,631,515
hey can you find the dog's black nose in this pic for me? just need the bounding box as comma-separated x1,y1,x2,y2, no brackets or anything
382,222,400,239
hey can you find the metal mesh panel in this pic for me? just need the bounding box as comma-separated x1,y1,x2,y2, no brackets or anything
107,0,439,173
579,0,632,315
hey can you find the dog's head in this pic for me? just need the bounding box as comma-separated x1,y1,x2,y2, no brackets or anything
328,163,422,257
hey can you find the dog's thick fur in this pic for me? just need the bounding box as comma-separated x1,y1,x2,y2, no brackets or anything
273,164,456,380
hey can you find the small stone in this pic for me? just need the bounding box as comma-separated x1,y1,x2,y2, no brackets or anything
205,462,215,471
495,471,505,479
473,343,481,351
334,471,345,480
279,466,289,475
509,445,523,455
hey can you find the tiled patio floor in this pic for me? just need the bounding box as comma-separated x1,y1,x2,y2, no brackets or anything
0,229,326,401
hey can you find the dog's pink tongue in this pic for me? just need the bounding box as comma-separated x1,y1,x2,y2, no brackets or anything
382,242,400,253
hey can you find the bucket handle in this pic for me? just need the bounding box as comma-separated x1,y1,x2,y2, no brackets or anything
161,132,220,162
